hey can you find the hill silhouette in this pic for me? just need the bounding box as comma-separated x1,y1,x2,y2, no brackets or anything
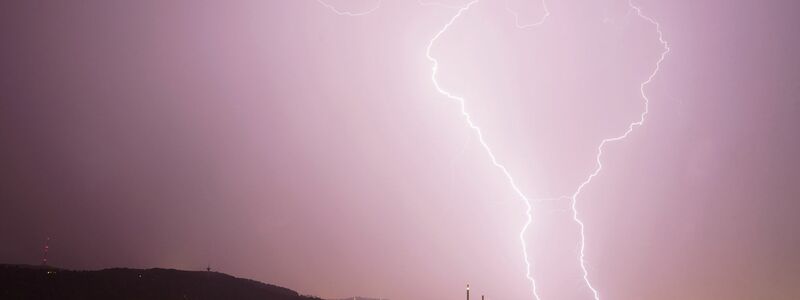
0,264,323,300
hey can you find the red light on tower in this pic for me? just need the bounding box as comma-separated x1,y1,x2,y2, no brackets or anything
41,237,50,266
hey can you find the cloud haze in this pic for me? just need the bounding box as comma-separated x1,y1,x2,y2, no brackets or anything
1,1,798,299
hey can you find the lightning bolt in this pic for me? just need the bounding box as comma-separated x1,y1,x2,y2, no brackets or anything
316,0,382,16
426,1,669,299
424,1,543,299
505,0,550,29
567,1,671,299
320,0,670,299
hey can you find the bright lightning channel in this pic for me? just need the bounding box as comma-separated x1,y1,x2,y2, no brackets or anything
320,0,670,299
316,0,382,16
505,0,551,29
568,1,671,300
424,1,543,299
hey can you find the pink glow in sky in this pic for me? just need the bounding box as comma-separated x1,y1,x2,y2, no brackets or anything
1,1,799,300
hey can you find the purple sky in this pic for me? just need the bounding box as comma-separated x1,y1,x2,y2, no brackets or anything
1,0,799,299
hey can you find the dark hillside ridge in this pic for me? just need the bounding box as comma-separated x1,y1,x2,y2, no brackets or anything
0,264,321,300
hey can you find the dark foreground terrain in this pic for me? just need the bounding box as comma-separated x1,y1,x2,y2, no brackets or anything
0,264,322,300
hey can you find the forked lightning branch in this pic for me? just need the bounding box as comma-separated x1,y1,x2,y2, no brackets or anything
318,1,670,299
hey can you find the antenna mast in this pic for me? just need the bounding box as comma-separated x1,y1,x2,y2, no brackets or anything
41,237,50,266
